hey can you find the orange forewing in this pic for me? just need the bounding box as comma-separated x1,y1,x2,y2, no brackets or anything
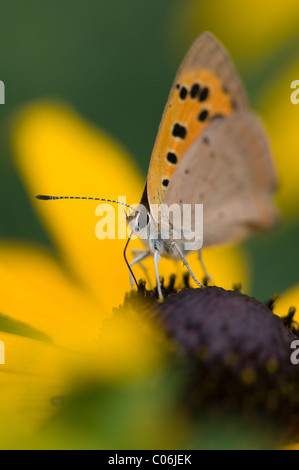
147,32,246,212
148,69,233,205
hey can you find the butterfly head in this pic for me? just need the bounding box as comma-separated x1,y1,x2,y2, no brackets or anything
126,204,153,239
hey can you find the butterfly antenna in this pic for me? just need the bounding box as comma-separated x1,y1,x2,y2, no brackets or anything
123,231,138,290
36,195,136,212
37,194,139,289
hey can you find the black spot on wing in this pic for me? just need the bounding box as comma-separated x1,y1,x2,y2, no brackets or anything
198,109,209,122
190,83,200,98
199,87,209,102
172,123,187,139
179,86,188,100
167,152,178,164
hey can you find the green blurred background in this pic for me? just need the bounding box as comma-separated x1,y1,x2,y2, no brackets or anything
0,0,298,301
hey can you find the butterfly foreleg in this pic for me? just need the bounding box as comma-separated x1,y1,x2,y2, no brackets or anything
154,249,163,301
171,242,203,288
198,250,214,284
129,249,151,290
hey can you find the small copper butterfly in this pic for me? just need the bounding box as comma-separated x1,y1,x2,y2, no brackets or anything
37,32,278,300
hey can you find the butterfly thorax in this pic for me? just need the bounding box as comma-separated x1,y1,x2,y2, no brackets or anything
126,205,191,260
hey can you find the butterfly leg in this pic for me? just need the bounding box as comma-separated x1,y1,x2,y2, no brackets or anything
154,249,163,301
131,249,152,289
198,250,214,284
172,242,203,288
129,250,151,290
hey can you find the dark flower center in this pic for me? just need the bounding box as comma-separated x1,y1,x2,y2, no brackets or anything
119,279,299,448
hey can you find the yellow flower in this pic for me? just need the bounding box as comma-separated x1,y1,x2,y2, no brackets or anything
0,101,249,447
13,102,143,310
0,244,166,447
274,283,299,319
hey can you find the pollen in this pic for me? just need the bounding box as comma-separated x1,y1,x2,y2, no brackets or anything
241,368,257,385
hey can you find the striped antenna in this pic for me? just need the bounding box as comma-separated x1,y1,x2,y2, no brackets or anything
36,195,136,212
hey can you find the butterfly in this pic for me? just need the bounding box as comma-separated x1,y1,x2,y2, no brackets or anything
37,32,278,300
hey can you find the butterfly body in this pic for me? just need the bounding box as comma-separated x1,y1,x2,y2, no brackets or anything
126,32,278,299
126,204,191,261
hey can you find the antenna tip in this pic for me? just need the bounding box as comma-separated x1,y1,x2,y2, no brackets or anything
36,195,55,200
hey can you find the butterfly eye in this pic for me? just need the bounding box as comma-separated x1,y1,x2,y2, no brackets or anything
137,210,150,230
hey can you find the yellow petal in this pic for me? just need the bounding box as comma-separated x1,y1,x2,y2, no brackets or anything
282,443,299,450
0,328,119,443
259,61,299,217
174,0,299,69
274,284,299,319
95,305,167,382
0,243,165,378
0,298,167,443
0,331,70,439
12,102,144,309
201,244,250,291
0,243,104,351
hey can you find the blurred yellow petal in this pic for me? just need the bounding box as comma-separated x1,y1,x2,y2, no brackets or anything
0,331,70,439
283,443,299,450
202,244,250,291
0,278,168,444
274,284,299,319
259,61,299,217
95,306,166,382
12,101,144,310
0,373,62,442
0,243,104,351
175,0,299,69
